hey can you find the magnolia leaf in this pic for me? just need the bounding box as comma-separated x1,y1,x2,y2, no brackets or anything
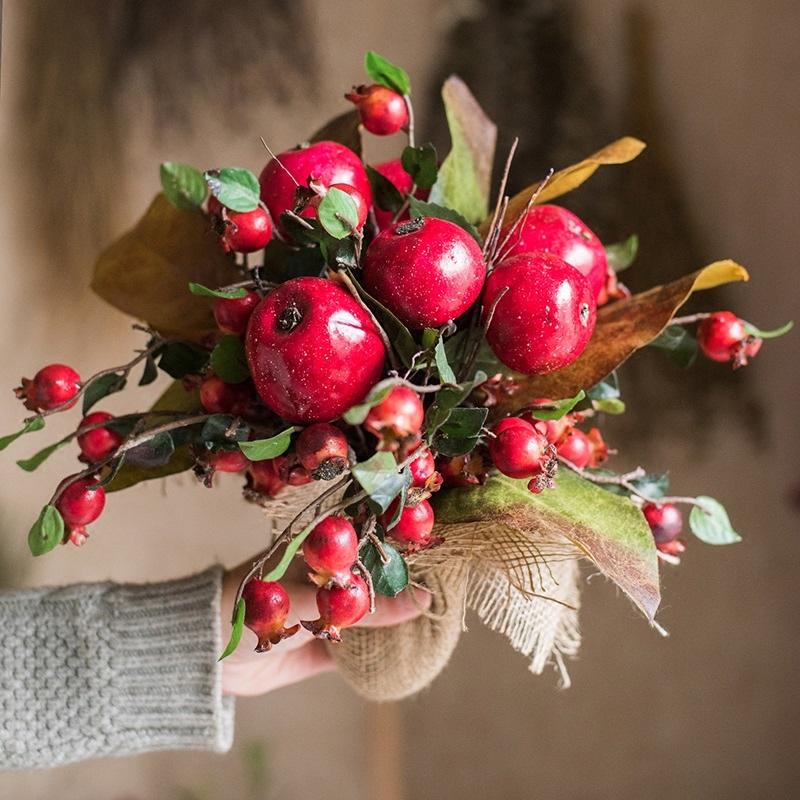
82,372,127,415
309,110,362,156
605,234,639,273
407,198,482,244
360,539,409,596
239,427,297,461
343,380,395,425
351,451,409,514
92,195,235,339
199,415,250,450
528,390,585,421
139,355,159,386
743,320,793,340
401,144,438,191
0,416,45,452
483,137,646,236
204,167,260,212
219,597,246,661
158,341,210,379
364,51,411,95
428,76,496,224
434,468,660,621
188,282,248,299
318,187,360,239
28,505,65,557
689,497,742,545
159,162,207,211
495,261,749,413
210,336,249,383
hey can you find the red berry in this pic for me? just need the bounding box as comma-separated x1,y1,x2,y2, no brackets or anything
302,516,359,584
643,502,683,544
408,448,437,488
484,252,596,374
556,428,592,468
259,141,372,237
77,411,123,463
248,458,286,498
218,206,273,253
301,183,369,231
56,478,106,546
363,218,487,328
245,277,385,423
208,449,249,473
492,416,534,436
382,499,435,546
501,205,608,300
301,574,370,642
241,579,300,652
199,375,252,416
346,84,409,136
585,427,609,467
697,311,747,363
364,385,424,445
213,291,260,336
295,423,350,480
488,422,549,479
16,364,81,412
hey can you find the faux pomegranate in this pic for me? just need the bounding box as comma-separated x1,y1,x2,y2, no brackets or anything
77,411,123,463
346,84,409,135
300,183,369,231
556,428,592,468
56,478,106,546
218,206,273,253
16,364,81,412
697,311,747,362
301,574,370,641
295,422,350,480
500,204,608,299
302,516,359,584
364,385,424,448
245,277,385,423
488,419,549,480
643,503,684,545
363,217,486,328
484,252,596,374
241,579,300,652
382,499,435,546
213,291,261,336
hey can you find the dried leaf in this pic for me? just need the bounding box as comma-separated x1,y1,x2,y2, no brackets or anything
92,194,235,339
496,261,749,412
480,137,646,236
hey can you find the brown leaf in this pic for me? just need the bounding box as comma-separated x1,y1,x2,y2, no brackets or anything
92,194,236,339
495,260,750,412
480,136,646,236
309,110,363,156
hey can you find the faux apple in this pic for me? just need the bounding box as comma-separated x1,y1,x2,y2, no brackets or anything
245,277,386,423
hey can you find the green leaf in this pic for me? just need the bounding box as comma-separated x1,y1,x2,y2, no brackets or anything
125,431,175,467
360,539,409,596
586,372,620,400
239,427,297,461
401,144,438,191
317,187,359,239
199,414,250,450
343,380,395,425
0,416,45,452
433,406,488,457
528,390,585,421
210,335,250,384
188,282,248,300
428,76,496,224
351,451,408,514
407,197,482,244
158,341,210,379
27,505,64,557
139,355,159,386
219,597,246,661
204,167,261,213
421,328,439,350
82,372,127,415
364,50,411,95
424,371,487,439
689,496,742,545
160,162,207,212
742,320,793,340
649,325,698,368
434,336,457,385
16,438,70,472
604,234,639,273
592,397,626,415
434,468,660,621
366,165,405,213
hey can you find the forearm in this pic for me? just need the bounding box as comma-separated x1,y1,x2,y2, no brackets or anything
0,566,234,771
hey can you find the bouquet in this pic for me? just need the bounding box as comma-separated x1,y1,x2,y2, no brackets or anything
3,52,790,695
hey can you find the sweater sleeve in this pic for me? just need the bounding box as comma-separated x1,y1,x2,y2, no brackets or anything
0,566,235,770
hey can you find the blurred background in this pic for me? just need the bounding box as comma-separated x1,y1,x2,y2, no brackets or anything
0,0,798,797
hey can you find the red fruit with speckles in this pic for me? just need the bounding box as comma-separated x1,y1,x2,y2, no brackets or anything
295,423,350,480
57,478,106,546
408,448,439,488
16,364,81,412
643,502,684,545
199,375,252,416
371,159,430,229
301,574,370,642
217,206,273,253
556,428,592,468
242,579,300,652
245,277,385,423
302,516,359,584
484,252,596,374
248,458,286,498
346,84,409,136
501,204,608,300
259,141,372,237
382,499,435,545
364,385,424,446
488,419,549,480
300,183,369,231
363,218,486,329
208,449,249,473
77,411,123,463
697,311,747,362
213,291,260,336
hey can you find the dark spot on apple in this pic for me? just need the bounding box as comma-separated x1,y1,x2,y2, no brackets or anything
395,217,425,236
277,302,303,332
579,303,590,326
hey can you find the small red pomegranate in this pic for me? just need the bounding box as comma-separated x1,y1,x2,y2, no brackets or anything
382,499,435,546
301,574,371,642
408,448,440,489
295,423,350,480
259,141,372,236
217,206,273,253
346,84,409,135
16,364,81,412
643,502,684,545
302,516,359,585
241,579,300,652
245,277,385,423
207,449,250,473
300,183,369,231
697,311,760,368
556,428,592,468
488,418,549,479
248,458,286,498
484,252,596,374
77,411,123,463
363,218,487,329
56,478,106,546
213,291,261,336
364,385,424,448
199,375,252,416
500,205,608,300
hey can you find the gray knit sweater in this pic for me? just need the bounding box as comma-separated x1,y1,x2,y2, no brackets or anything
0,566,234,770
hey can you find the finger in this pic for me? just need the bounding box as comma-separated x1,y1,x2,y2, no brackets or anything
356,585,433,628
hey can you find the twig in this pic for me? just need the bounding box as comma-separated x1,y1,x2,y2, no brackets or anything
260,137,299,187
669,313,711,326
458,286,508,381
483,137,519,258
403,94,415,149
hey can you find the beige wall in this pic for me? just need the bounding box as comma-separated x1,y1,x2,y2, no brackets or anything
0,1,797,797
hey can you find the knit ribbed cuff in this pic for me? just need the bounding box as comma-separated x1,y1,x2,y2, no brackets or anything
104,566,235,756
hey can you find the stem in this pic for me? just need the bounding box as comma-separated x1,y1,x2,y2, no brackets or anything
483,137,519,259
458,286,508,381
260,137,300,187
669,313,711,326
404,94,415,149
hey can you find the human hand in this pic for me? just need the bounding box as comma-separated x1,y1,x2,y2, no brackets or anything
220,557,430,696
